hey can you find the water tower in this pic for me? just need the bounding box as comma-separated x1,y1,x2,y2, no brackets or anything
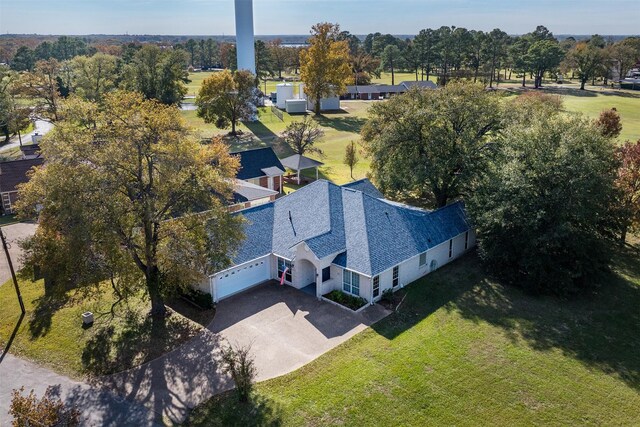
234,0,256,75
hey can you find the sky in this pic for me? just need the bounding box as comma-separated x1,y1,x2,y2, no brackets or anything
0,0,637,36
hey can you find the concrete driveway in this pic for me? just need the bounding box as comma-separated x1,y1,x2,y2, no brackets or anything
99,282,390,425
211,282,390,381
0,222,37,286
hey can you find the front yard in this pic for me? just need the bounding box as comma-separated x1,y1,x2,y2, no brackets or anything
185,246,640,426
0,277,214,379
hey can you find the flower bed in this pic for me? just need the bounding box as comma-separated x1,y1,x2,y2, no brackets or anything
323,290,368,311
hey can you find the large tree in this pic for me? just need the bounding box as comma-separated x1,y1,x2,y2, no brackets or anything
564,41,605,90
254,40,274,83
16,59,63,122
615,139,640,242
362,81,502,208
70,53,118,102
300,23,352,115
380,45,402,86
279,116,325,157
527,39,564,88
196,69,257,136
16,91,244,318
0,66,31,143
123,45,189,105
268,39,290,79
467,111,618,295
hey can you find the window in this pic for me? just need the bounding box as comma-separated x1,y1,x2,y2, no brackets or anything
277,257,292,283
392,266,399,287
342,270,360,296
449,239,453,258
373,276,380,298
419,252,427,266
465,231,469,250
322,267,331,282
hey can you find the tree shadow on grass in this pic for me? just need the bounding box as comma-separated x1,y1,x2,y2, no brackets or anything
28,289,70,339
242,120,279,143
313,115,367,134
371,252,477,341
184,390,282,427
372,248,640,390
96,324,233,425
451,247,640,390
81,310,202,377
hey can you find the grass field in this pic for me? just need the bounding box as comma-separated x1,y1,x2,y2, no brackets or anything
183,72,640,187
0,277,214,379
185,245,640,426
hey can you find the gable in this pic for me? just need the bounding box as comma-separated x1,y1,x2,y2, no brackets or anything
232,147,285,180
226,180,472,277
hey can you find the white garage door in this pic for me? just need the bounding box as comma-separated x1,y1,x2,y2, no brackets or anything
214,257,270,301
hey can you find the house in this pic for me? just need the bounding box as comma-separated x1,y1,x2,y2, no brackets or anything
205,179,475,303
342,81,436,100
230,179,278,212
232,147,285,193
399,80,438,90
0,157,44,214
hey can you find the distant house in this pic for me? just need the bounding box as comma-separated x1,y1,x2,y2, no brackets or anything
232,147,285,193
0,157,44,214
399,80,437,90
342,80,436,100
203,179,475,303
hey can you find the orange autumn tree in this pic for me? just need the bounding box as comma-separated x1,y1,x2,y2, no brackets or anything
616,139,640,242
300,23,351,115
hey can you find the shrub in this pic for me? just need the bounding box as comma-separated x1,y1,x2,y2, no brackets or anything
381,289,394,304
9,386,80,427
221,343,257,403
185,288,214,309
324,290,368,311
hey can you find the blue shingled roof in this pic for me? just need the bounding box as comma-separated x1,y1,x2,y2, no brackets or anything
232,147,285,180
341,178,384,199
229,179,472,276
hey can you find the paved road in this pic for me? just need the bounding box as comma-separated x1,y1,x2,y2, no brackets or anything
0,222,37,286
0,120,53,153
0,354,159,427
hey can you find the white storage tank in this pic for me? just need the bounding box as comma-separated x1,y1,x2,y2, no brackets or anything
285,99,307,114
276,83,294,109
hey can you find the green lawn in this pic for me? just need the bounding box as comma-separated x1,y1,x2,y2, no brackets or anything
182,101,371,185
0,277,214,379
184,72,640,188
185,246,640,426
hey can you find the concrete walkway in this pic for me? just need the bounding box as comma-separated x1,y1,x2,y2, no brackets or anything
1,283,390,426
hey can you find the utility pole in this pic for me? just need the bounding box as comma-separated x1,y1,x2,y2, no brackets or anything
0,228,25,314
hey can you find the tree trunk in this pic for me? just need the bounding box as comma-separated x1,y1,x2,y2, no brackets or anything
580,79,586,90
231,119,237,135
434,189,448,208
314,98,321,115
391,66,395,86
147,265,167,318
522,74,526,87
